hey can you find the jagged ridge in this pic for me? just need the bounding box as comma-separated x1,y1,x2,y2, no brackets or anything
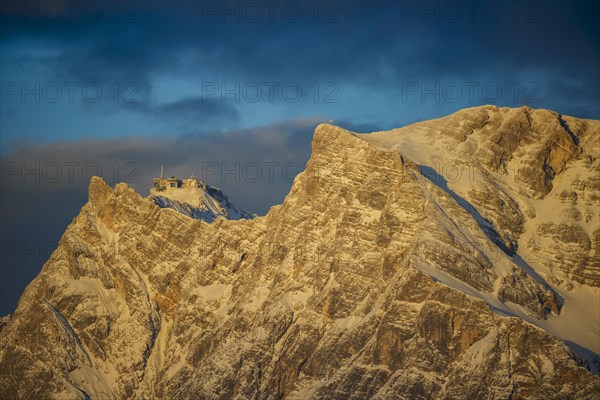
0,106,598,399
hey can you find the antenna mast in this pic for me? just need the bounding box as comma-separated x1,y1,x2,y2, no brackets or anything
160,165,164,179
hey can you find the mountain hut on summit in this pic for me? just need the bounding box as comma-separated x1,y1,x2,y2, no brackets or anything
153,166,204,192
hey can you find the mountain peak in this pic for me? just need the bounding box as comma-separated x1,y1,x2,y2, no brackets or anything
2,107,598,399
312,123,361,148
88,175,113,208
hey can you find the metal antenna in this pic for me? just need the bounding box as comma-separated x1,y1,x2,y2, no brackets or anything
160,165,164,179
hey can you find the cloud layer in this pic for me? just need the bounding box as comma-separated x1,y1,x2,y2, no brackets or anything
2,1,599,152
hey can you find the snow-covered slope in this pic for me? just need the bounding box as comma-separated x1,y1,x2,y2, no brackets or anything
0,106,598,399
148,184,253,222
360,106,600,355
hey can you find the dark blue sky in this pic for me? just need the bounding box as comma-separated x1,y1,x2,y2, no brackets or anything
0,1,599,314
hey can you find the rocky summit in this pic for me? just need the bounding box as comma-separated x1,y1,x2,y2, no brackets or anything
0,106,598,399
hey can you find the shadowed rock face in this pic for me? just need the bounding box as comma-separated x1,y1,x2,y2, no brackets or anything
1,106,598,399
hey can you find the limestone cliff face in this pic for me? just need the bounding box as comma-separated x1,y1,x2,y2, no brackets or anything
365,105,599,288
1,107,598,399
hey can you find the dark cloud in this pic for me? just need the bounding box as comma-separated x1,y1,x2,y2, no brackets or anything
3,1,598,98
155,97,241,129
1,1,598,148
